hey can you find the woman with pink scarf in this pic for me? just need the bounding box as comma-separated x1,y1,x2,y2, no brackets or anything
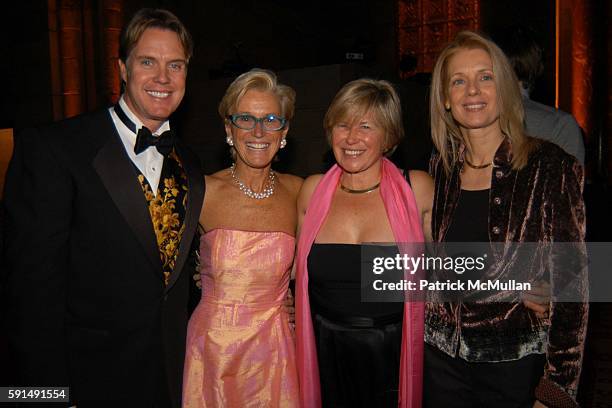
294,79,434,408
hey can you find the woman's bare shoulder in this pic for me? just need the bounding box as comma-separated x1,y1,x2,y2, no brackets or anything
408,170,434,192
205,168,230,185
277,172,304,196
301,174,324,195
297,174,324,210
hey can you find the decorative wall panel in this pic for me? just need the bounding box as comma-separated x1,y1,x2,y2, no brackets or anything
398,0,480,74
48,0,123,119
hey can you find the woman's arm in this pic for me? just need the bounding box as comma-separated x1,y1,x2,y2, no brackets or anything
535,157,588,408
296,174,323,239
290,174,322,281
408,170,434,242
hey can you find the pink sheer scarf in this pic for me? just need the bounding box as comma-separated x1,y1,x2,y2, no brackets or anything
295,158,424,408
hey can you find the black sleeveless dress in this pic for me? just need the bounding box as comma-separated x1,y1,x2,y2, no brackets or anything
308,243,404,407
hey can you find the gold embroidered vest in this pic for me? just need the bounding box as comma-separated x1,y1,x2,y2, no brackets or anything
135,150,189,285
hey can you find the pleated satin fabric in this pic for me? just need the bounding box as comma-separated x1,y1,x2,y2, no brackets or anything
295,158,425,408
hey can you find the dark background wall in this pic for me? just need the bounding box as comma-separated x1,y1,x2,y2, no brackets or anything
1,0,590,176
481,0,556,106
0,2,54,129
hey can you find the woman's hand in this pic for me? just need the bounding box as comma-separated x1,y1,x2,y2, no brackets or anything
521,280,551,319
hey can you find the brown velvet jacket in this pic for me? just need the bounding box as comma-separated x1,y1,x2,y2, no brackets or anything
426,138,588,408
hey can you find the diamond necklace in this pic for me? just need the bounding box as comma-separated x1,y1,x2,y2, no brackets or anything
230,163,276,199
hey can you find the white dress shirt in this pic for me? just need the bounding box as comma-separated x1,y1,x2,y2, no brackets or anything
108,97,171,195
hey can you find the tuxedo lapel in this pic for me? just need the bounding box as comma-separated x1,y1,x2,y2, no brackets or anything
165,143,204,292
92,114,162,274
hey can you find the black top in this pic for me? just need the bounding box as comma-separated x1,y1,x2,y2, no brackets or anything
307,243,403,407
442,188,492,300
308,243,403,321
445,189,490,243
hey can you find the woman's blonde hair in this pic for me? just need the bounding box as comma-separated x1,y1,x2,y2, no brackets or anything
324,78,404,154
218,68,296,121
430,30,537,172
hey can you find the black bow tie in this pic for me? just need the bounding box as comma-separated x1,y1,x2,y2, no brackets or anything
114,104,176,157
134,127,175,156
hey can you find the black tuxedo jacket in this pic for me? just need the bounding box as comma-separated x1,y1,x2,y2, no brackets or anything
3,109,205,407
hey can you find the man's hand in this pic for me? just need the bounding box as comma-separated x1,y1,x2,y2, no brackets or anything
533,400,548,408
284,288,295,329
193,272,202,289
193,248,202,289
522,280,551,319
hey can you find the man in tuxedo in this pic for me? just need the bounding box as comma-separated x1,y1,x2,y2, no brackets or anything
3,8,204,407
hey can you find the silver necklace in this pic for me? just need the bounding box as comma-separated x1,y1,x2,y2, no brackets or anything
230,163,276,199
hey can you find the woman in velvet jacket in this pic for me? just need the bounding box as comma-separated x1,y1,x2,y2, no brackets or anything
424,31,588,408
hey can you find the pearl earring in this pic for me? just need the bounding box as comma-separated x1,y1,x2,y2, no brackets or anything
226,136,234,146
280,138,287,149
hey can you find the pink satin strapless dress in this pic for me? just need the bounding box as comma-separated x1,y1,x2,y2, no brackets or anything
183,228,300,408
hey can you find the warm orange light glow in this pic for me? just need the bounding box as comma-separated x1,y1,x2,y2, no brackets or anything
48,0,63,121
557,0,592,139
102,1,123,104
570,1,592,138
58,2,85,118
0,129,14,199
47,0,124,120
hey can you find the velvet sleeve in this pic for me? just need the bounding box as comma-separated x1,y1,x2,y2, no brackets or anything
535,157,588,408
